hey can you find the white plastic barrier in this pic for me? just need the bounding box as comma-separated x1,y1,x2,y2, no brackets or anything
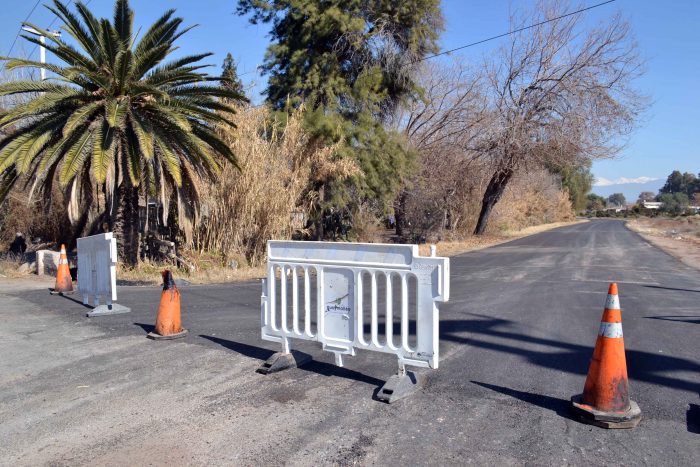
77,232,130,317
261,241,450,370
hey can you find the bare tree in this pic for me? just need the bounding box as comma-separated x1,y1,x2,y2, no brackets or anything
393,60,488,238
473,0,645,234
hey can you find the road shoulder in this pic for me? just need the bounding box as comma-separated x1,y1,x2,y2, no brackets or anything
626,219,700,271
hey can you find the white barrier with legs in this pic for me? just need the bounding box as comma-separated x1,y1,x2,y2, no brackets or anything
260,241,450,378
77,232,130,317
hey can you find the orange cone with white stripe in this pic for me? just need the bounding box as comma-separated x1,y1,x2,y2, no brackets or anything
571,283,641,428
147,270,188,340
50,244,74,295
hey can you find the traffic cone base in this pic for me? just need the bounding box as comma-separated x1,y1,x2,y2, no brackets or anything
50,244,74,295
570,283,642,429
147,329,189,340
571,395,641,429
49,289,75,295
148,270,187,340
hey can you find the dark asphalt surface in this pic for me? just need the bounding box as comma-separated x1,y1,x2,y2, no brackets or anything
1,219,699,465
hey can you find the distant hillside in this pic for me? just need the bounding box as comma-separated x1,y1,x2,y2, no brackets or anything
591,178,665,201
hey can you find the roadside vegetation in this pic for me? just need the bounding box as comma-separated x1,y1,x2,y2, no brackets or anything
1,0,644,281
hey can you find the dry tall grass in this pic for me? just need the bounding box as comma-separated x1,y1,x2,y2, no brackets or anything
191,105,356,265
489,169,574,233
0,185,69,248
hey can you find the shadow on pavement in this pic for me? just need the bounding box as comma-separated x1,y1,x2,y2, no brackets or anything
471,381,576,421
199,334,385,387
134,322,155,334
200,334,275,361
645,316,700,325
440,314,700,395
642,285,700,294
688,404,700,434
57,293,93,309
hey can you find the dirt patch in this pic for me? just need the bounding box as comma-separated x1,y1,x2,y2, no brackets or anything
626,216,700,270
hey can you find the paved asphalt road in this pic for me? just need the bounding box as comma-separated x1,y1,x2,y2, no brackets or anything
1,220,698,465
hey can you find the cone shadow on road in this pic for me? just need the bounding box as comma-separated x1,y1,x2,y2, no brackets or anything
688,404,700,434
440,315,700,395
642,285,700,294
471,381,576,421
199,335,385,387
134,322,156,334
645,316,700,325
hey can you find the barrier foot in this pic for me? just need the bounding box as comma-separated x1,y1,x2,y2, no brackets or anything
256,351,311,375
377,370,423,404
86,303,131,317
570,395,642,429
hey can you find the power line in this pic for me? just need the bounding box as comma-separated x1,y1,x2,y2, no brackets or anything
417,0,616,63
239,0,618,107
5,0,42,57
239,0,617,80
28,0,92,59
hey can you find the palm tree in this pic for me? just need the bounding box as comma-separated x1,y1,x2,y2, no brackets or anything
0,0,243,265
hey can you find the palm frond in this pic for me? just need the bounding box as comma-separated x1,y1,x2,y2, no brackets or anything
46,1,99,58
63,101,103,136
91,121,115,183
58,126,93,185
155,136,181,186
113,0,133,46
0,80,75,96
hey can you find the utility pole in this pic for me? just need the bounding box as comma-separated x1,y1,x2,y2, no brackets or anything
20,26,61,80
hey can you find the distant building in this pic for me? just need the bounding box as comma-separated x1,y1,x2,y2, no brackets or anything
642,201,663,210
604,205,627,213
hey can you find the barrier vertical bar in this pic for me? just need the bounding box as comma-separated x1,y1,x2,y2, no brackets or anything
385,272,397,351
280,265,288,333
355,271,368,346
371,271,379,347
270,264,277,331
401,273,410,352
292,266,300,334
303,266,312,337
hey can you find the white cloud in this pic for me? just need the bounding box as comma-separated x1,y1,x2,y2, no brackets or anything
593,176,659,187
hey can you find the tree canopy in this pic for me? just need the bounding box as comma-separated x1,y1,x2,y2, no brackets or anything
659,170,698,198
236,0,444,225
607,193,626,207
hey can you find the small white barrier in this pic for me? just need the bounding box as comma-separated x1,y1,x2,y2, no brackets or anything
77,232,130,317
260,240,449,400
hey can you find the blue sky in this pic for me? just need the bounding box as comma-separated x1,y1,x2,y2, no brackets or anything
1,0,698,194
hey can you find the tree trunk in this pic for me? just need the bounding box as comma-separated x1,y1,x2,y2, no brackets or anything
394,188,408,238
113,183,141,266
474,167,514,235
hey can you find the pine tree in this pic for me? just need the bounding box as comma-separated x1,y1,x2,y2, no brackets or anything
221,53,245,98
237,0,443,233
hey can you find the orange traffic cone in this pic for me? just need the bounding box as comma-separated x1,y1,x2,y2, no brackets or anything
147,270,188,340
50,244,74,295
571,283,641,428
